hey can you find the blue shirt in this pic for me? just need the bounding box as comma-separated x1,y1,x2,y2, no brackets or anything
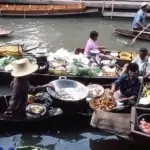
132,9,146,29
114,74,141,98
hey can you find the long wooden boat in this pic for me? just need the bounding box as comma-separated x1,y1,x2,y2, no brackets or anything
0,0,55,4
0,28,13,36
0,4,99,17
0,48,136,88
114,28,150,41
0,75,113,131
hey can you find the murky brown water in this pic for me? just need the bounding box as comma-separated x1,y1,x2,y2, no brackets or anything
0,17,149,52
0,17,149,149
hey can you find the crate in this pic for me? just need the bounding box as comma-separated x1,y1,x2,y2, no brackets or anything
131,106,150,139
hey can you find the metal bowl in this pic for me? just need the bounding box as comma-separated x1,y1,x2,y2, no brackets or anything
26,103,46,116
47,77,88,102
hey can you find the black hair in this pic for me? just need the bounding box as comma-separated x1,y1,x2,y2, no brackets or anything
127,63,139,72
90,31,99,40
139,48,148,53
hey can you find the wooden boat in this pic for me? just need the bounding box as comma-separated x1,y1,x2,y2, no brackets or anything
0,0,56,4
114,28,150,41
0,4,99,17
0,28,13,36
0,48,136,88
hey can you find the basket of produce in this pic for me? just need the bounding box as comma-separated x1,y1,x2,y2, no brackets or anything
89,88,117,111
138,114,150,135
131,52,137,59
119,52,132,60
138,84,150,106
110,51,119,57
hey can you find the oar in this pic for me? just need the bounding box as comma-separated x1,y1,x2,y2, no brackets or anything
130,24,150,46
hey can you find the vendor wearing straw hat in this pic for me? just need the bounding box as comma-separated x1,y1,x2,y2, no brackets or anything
4,58,56,118
132,2,150,31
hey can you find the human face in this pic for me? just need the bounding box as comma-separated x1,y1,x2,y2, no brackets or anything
142,5,148,11
93,35,98,41
139,51,148,60
128,70,138,80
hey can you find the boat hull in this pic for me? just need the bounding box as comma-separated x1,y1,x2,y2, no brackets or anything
0,4,99,17
114,28,150,41
0,0,57,4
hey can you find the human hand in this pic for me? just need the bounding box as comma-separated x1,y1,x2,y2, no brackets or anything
48,83,55,91
118,98,128,101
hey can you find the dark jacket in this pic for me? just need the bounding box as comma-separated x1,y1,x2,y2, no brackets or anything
7,77,45,116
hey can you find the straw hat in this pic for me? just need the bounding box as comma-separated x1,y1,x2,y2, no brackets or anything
11,58,38,77
140,2,148,8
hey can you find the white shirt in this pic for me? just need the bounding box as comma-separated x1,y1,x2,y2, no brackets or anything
132,55,150,75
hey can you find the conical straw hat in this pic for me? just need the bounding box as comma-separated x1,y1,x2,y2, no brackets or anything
11,58,38,77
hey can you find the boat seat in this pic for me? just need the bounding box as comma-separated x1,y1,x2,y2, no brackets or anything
132,30,150,35
15,5,24,11
37,5,46,11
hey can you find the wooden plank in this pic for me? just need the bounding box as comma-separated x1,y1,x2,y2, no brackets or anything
103,11,150,18
103,11,135,17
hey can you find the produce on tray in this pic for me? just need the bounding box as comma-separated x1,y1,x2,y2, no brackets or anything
139,119,150,134
87,84,104,98
27,104,45,115
131,52,137,59
89,88,117,111
119,52,132,60
139,84,150,105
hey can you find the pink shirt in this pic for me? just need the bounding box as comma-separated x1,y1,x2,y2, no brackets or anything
84,39,98,57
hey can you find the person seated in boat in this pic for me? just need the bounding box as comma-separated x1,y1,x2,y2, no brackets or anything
111,63,141,104
120,48,150,78
4,58,62,118
84,31,115,60
132,2,150,31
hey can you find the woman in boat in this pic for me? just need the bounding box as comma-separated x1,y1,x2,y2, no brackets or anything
84,31,116,60
120,48,150,78
132,2,150,31
111,63,141,104
4,58,62,118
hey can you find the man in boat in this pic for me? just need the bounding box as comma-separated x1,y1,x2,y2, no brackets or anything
4,58,62,118
120,48,150,78
132,2,149,31
84,31,116,60
111,63,141,104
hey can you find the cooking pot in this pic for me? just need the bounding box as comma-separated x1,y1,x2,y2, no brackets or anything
47,76,88,102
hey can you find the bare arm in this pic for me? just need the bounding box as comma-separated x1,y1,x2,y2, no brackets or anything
119,63,129,76
29,83,55,95
136,22,144,29
111,83,116,94
119,95,136,101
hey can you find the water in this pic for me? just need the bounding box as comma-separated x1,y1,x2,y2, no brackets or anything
0,132,142,150
0,17,149,52
0,17,149,149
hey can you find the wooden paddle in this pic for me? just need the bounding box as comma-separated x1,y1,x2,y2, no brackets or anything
130,24,150,46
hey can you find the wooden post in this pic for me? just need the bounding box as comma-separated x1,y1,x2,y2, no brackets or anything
79,0,82,8
111,0,115,19
102,0,105,16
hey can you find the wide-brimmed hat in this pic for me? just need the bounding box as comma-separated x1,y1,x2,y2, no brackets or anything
11,58,38,77
140,2,148,8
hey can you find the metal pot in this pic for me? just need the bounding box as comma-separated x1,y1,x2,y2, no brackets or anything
47,77,89,113
47,76,88,102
